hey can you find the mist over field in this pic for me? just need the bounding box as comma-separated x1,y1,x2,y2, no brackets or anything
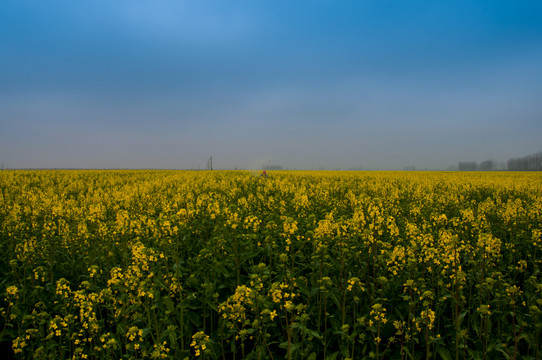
1,1,541,170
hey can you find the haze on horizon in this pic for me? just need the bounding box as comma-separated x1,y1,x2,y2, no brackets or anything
1,0,541,170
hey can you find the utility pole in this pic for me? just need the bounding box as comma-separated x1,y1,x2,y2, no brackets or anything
207,156,213,170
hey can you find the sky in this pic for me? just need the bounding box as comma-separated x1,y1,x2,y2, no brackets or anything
1,0,541,170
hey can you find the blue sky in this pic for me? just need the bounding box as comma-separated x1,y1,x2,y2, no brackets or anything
1,0,541,169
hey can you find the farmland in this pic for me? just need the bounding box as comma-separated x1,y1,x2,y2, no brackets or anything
1,170,541,359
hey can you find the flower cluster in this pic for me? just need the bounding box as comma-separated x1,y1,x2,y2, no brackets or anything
190,331,210,357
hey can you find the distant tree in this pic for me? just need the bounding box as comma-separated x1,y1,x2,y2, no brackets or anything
507,152,542,171
458,161,478,171
478,160,496,171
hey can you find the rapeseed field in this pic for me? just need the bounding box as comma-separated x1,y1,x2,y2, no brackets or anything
1,170,541,359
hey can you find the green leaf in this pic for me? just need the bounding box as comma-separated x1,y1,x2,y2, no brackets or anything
437,346,452,360
326,351,339,360
305,328,322,340
164,297,175,313
402,346,416,360
459,310,468,326
467,348,482,360
495,345,511,360
290,342,302,355
329,292,341,309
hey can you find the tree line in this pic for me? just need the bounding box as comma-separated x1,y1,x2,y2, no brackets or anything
459,151,542,171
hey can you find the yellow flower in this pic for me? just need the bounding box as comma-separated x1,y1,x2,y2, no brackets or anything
6,285,18,296
190,331,210,357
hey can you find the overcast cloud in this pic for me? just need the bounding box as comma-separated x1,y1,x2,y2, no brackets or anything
1,0,541,169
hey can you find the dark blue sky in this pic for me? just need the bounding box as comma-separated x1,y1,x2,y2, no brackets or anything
1,0,541,169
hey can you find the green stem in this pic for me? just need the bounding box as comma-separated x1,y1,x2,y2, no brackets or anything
263,330,275,360
482,316,487,360
512,302,518,360
425,325,430,360
286,310,292,360
376,322,380,360
324,292,328,360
